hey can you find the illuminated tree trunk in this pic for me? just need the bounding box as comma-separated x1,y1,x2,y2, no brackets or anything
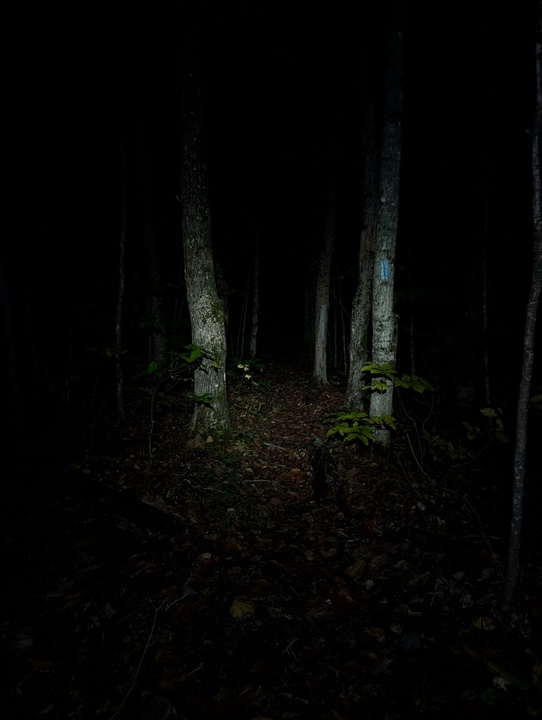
369,0,406,447
180,50,230,437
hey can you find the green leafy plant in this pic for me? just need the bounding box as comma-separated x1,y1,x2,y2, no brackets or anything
421,429,473,463
231,358,271,391
228,358,273,420
361,362,434,394
325,410,396,445
131,344,214,459
135,343,207,382
326,363,433,448
462,406,509,445
186,391,214,407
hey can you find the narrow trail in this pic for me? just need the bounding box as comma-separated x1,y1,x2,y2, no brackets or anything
1,362,540,719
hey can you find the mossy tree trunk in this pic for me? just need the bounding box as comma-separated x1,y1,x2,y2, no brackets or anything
180,50,230,438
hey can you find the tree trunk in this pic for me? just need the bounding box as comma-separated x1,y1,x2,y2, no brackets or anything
502,3,542,614
180,50,230,437
346,98,378,410
250,235,260,359
115,66,126,423
135,86,167,365
369,0,406,447
303,264,317,359
0,253,19,431
141,195,167,365
313,171,338,386
236,268,250,357
115,199,126,422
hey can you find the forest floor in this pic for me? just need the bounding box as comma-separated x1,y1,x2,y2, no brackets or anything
2,359,542,720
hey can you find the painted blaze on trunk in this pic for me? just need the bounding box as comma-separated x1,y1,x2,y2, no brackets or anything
368,2,405,448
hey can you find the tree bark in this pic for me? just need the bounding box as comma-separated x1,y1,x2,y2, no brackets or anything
141,195,167,365
369,0,406,447
180,50,230,437
502,2,542,614
313,171,338,386
346,98,378,410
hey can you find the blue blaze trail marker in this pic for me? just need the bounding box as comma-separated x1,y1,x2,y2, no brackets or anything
380,259,390,281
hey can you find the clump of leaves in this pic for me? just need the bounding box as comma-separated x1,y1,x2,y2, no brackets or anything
133,343,207,382
422,430,473,463
325,410,396,445
361,362,434,394
326,363,433,447
129,344,216,458
462,406,509,445
131,344,216,407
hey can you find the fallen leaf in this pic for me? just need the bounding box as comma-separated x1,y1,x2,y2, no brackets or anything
347,559,366,579
230,598,255,619
472,616,496,631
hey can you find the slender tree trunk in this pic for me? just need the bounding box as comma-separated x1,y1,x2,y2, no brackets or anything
502,5,542,614
332,278,338,369
346,98,378,410
369,0,406,446
115,200,126,422
313,170,338,386
236,270,250,357
0,253,19,431
406,241,417,375
134,86,167,365
250,235,260,358
181,49,230,437
115,62,126,422
303,264,317,359
141,195,167,365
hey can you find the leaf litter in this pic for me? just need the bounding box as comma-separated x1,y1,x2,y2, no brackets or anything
1,361,541,719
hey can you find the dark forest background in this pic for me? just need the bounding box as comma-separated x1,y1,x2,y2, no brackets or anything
3,1,540,436
2,5,542,717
